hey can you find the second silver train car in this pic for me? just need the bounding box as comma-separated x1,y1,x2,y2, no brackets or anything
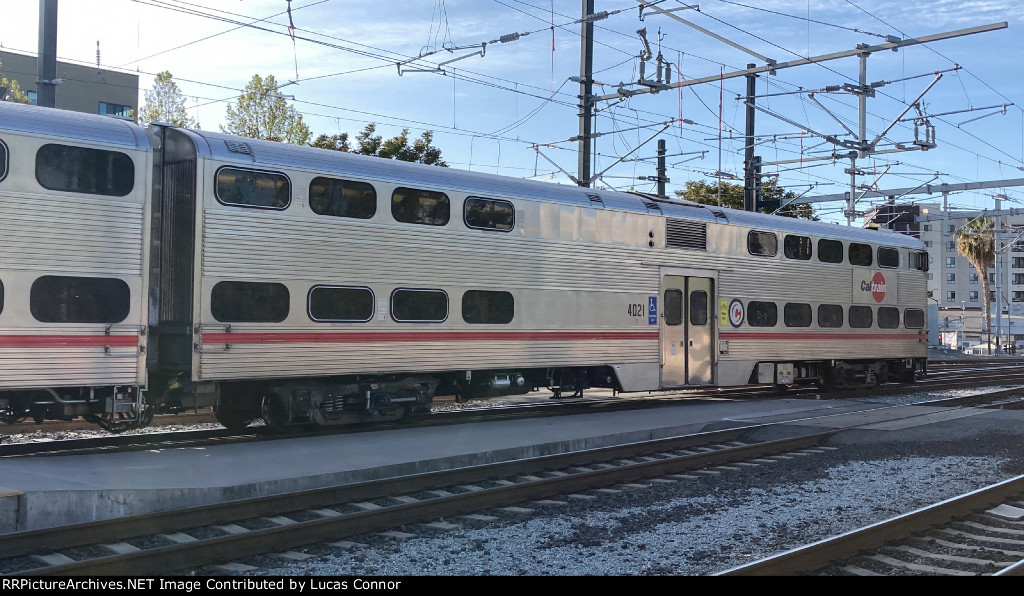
0,101,929,431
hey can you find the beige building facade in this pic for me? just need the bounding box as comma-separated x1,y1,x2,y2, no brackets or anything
0,49,138,117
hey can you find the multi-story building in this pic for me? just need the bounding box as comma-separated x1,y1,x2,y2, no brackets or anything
869,203,1024,352
0,49,138,117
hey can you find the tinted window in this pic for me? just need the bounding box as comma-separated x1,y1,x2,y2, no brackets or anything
36,144,134,196
308,286,374,322
878,307,900,329
462,290,514,324
849,243,873,266
30,276,130,323
392,289,448,322
215,167,290,209
905,308,925,329
784,235,812,260
817,304,843,328
748,301,777,327
309,177,376,219
392,187,450,225
0,278,4,315
878,247,899,268
0,139,7,182
849,305,873,328
465,197,514,231
911,250,929,272
784,303,812,327
748,231,778,256
690,290,708,326
818,239,843,263
664,289,682,326
211,281,289,322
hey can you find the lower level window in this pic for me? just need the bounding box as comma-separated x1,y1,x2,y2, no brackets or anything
747,301,777,327
878,307,900,329
392,289,448,322
849,305,873,328
30,275,130,323
462,290,514,324
211,281,290,322
308,286,374,322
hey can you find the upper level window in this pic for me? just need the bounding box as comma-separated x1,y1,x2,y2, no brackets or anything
0,139,7,182
36,144,134,197
818,239,843,263
98,102,133,118
464,197,514,231
878,247,899,268
747,231,778,256
309,177,376,219
392,187,449,226
0,278,5,316
30,275,130,323
462,290,514,324
215,167,290,209
308,286,374,322
748,301,777,327
391,288,448,322
211,281,289,322
783,235,812,260
848,243,873,266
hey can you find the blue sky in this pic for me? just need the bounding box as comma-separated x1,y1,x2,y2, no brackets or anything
2,0,1023,224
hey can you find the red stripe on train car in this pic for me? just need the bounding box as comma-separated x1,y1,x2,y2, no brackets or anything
0,335,140,348
202,330,661,345
718,331,925,341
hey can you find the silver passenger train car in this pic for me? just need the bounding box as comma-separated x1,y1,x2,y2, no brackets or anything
0,101,928,432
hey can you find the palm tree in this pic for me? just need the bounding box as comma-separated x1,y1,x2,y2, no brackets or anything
955,216,996,353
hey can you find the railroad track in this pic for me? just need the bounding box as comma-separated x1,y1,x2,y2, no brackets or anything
717,474,1024,576
0,426,836,575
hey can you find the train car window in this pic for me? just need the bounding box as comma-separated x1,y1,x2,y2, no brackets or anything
783,235,812,260
309,177,376,219
308,286,374,322
904,308,925,329
689,291,708,326
747,231,778,256
462,290,514,324
878,247,900,268
35,144,134,197
30,275,130,323
464,197,514,232
848,243,873,266
747,301,777,327
664,289,683,326
391,289,448,322
910,250,929,271
211,281,289,322
0,278,4,315
878,307,900,329
784,303,812,327
392,187,450,226
215,167,290,209
817,304,843,328
817,239,844,263
0,139,7,182
849,305,873,328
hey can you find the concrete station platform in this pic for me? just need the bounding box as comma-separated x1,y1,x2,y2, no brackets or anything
0,396,1016,534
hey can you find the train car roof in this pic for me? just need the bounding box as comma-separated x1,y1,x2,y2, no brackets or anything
0,101,150,150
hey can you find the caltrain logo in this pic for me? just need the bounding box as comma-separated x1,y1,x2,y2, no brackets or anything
860,272,887,303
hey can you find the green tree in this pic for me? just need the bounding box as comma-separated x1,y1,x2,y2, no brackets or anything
0,58,31,103
353,124,447,166
222,74,310,144
673,177,816,220
955,216,997,352
139,70,197,127
310,133,350,152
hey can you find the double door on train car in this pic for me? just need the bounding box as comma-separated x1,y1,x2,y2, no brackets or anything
660,275,714,387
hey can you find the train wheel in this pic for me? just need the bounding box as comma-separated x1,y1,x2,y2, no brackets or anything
260,394,290,433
